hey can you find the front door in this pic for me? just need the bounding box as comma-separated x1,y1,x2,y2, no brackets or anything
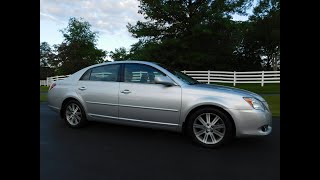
118,63,181,126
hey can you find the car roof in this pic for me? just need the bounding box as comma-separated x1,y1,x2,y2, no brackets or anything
93,60,158,67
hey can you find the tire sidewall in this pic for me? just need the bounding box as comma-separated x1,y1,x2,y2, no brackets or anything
186,107,233,148
63,100,87,128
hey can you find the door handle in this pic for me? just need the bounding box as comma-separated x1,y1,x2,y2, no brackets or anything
120,89,131,94
78,87,87,91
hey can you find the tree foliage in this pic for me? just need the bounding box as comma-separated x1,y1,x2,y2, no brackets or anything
52,17,107,75
110,47,130,61
40,42,54,67
125,0,254,70
249,0,280,70
40,42,56,79
118,0,279,71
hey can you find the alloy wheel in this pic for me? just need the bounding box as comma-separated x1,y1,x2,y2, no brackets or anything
65,103,82,126
193,113,226,144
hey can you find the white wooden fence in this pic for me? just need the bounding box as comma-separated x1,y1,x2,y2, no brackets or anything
41,75,71,87
182,70,280,86
40,70,280,87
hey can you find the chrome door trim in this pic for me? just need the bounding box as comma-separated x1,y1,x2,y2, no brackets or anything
86,101,178,112
48,105,60,110
118,104,179,112
118,116,179,126
86,101,118,106
88,113,179,126
88,113,118,119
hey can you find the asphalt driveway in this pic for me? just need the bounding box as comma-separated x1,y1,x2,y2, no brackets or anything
40,102,280,180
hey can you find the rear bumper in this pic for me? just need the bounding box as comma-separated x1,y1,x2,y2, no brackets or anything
227,108,272,137
47,91,61,114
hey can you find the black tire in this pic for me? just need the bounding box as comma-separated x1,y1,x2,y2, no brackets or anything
186,107,233,148
62,100,88,128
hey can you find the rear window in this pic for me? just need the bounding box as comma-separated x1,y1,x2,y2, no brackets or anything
80,64,120,82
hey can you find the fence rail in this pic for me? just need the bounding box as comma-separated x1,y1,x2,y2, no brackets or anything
40,70,280,87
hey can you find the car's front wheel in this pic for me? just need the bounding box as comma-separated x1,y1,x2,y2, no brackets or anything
63,100,88,128
186,107,233,148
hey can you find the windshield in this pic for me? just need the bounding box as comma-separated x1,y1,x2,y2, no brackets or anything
157,63,200,85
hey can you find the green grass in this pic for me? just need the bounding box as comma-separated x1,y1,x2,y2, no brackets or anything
40,94,47,102
211,83,280,94
262,95,280,117
40,86,49,92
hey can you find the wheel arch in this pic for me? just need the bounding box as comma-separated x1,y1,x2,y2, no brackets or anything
182,104,236,137
60,95,87,119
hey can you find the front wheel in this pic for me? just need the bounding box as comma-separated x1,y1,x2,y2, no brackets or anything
63,100,88,128
186,107,233,148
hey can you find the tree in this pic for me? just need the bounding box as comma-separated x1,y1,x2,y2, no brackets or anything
40,66,55,80
231,21,264,71
53,17,107,75
40,42,56,79
109,47,130,61
248,0,280,70
40,42,54,67
126,0,254,70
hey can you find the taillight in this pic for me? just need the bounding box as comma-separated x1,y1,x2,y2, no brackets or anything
49,83,56,91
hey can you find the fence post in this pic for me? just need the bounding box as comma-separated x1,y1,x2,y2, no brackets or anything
207,70,210,84
183,70,186,74
261,71,264,87
233,71,236,86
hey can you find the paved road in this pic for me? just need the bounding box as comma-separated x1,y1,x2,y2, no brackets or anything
40,103,280,180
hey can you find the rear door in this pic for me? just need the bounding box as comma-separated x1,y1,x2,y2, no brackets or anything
76,64,120,119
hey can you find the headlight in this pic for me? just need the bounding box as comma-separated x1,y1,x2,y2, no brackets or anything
243,97,264,110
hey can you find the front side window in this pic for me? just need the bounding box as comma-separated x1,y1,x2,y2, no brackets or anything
124,64,165,84
84,64,120,82
157,63,200,85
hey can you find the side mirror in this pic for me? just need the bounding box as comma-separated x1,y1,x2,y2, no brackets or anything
154,76,176,86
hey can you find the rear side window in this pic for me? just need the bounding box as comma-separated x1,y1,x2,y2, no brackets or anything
89,64,120,82
80,69,91,80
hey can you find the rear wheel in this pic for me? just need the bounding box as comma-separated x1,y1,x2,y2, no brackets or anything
186,107,233,148
63,100,88,128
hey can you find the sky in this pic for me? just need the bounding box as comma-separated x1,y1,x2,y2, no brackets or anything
40,0,251,53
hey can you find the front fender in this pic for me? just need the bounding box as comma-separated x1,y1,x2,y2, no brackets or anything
180,96,231,125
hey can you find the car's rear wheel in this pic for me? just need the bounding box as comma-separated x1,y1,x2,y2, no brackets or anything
186,107,233,148
63,100,87,128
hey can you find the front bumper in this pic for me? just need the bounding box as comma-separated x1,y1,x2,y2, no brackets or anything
227,108,272,137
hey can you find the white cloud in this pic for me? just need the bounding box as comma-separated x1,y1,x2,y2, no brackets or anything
40,0,144,35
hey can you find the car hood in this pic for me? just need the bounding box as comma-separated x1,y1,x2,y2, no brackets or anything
192,83,265,102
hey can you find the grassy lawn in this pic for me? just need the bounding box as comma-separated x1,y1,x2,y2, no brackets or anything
40,86,49,92
262,95,280,117
211,83,280,94
40,94,47,102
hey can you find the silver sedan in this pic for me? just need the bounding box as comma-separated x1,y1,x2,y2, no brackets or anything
48,61,272,148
